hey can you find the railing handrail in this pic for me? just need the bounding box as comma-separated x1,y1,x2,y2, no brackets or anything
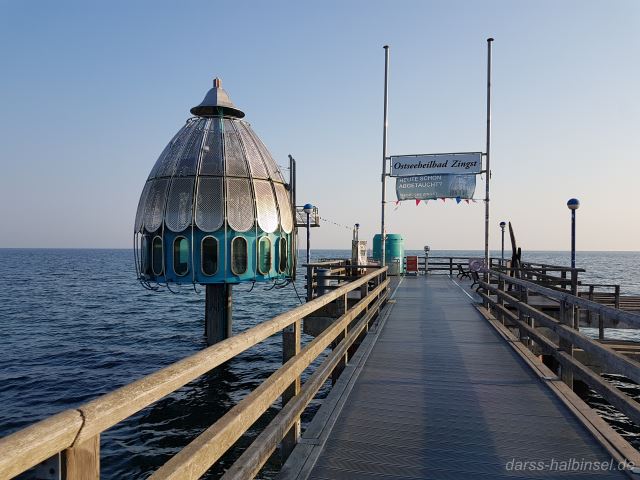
484,268,640,327
0,266,388,478
520,261,586,273
478,269,640,449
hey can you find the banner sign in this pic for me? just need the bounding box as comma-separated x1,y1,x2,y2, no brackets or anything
396,174,476,201
390,152,482,176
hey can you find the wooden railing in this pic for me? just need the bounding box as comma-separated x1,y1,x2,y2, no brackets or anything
425,256,472,275
0,267,389,480
478,268,640,429
304,260,380,301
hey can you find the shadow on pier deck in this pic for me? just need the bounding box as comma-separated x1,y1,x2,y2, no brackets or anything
280,276,628,479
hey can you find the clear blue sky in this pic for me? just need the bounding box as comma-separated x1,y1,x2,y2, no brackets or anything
1,0,638,251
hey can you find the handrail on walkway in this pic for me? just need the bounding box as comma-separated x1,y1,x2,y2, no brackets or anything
478,268,640,436
0,267,389,480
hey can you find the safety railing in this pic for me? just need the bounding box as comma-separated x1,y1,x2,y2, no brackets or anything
477,269,640,431
0,267,389,480
425,256,474,275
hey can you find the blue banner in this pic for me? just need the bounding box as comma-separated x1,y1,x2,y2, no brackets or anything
395,174,476,201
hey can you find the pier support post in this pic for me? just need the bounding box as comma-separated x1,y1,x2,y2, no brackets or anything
281,319,301,461
205,284,232,345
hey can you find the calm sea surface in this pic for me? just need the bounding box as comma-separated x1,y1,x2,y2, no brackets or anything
1,249,639,478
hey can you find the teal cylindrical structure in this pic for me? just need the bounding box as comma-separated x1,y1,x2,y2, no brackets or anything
385,233,405,275
372,234,383,261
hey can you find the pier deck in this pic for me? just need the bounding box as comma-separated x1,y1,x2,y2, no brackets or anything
281,275,626,479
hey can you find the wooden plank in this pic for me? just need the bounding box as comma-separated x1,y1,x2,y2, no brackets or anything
0,409,83,479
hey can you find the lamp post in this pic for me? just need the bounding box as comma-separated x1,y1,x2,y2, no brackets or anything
303,203,314,265
499,221,506,265
567,199,580,269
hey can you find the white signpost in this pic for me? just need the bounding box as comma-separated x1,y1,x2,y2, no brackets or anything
390,152,482,177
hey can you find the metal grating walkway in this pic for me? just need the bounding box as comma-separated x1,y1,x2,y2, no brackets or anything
281,275,626,479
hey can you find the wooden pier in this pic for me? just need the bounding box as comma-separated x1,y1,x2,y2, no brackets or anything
280,275,637,479
3,262,640,479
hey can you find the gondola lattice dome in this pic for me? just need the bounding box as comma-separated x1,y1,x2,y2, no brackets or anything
134,78,295,286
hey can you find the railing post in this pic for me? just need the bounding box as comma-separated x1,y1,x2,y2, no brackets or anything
360,280,369,315
281,319,301,461
615,285,621,310
63,435,100,480
332,294,348,383
497,277,505,324
588,285,594,325
559,300,574,389
598,313,605,341
518,287,531,346
449,258,453,276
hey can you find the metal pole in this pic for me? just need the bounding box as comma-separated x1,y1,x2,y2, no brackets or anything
571,209,576,269
484,38,494,270
306,212,311,265
501,226,505,263
381,45,390,267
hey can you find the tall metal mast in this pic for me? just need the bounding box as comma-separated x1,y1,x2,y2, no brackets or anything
484,38,494,268
381,45,390,266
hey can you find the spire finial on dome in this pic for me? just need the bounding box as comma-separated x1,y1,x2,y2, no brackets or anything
191,77,245,118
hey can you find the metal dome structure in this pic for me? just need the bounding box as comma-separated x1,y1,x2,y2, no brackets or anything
134,78,296,288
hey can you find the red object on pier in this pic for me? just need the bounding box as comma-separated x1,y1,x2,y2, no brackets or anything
406,255,418,273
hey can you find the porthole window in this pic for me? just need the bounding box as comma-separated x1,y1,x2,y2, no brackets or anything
202,236,218,276
152,236,164,276
173,237,189,276
140,235,151,275
278,237,288,273
258,237,272,275
231,236,248,275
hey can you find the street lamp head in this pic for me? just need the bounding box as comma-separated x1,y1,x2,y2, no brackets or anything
303,203,314,214
499,221,506,228
355,223,360,229
424,245,430,252
567,198,580,211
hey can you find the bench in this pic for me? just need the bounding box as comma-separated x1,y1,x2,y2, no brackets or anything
456,263,471,280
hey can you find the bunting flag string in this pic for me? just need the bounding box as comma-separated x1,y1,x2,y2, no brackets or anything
390,197,482,207
318,216,353,230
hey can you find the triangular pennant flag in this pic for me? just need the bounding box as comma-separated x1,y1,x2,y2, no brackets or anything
440,198,446,203
472,199,478,203
465,199,470,204
395,200,400,205
456,197,461,204
424,199,429,205
415,199,421,206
